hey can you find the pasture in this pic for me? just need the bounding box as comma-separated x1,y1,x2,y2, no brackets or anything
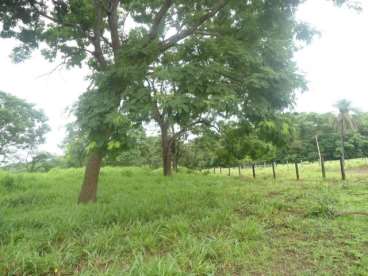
1,161,368,275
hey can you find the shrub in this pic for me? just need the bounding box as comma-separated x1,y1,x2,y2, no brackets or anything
0,175,16,191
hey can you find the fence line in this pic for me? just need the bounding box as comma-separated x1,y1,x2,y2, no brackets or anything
207,156,360,181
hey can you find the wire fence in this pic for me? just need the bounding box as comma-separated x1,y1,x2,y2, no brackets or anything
206,157,368,181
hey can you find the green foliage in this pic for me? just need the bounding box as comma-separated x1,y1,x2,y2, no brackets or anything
120,2,309,166
26,152,62,172
62,121,162,168
0,174,15,191
62,123,88,167
179,118,293,169
277,111,368,162
1,0,313,164
107,136,162,168
0,91,49,164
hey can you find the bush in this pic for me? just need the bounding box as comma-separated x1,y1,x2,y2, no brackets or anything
305,193,338,219
0,175,16,191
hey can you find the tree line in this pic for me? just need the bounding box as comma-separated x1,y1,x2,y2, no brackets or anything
3,93,365,174
63,106,367,170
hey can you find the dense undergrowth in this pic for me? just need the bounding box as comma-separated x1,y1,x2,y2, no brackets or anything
1,166,368,275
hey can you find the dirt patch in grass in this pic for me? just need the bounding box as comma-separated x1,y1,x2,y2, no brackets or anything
347,165,368,174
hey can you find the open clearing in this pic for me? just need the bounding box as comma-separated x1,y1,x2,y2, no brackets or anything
1,163,368,275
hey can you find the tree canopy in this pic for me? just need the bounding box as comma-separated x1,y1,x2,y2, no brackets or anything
0,91,49,164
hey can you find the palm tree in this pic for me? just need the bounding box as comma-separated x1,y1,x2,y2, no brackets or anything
334,99,356,162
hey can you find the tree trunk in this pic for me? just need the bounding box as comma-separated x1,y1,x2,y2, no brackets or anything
172,154,178,172
341,119,345,162
160,125,172,176
171,139,179,172
78,150,103,204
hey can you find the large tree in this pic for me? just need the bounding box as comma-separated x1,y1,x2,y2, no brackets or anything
0,91,49,164
120,2,312,175
0,0,354,202
1,0,237,202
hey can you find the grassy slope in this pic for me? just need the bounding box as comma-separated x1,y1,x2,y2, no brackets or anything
1,164,368,275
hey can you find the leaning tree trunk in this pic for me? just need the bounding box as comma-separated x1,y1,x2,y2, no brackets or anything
160,124,172,176
78,150,103,204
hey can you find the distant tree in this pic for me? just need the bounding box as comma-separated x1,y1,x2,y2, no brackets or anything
334,99,356,161
274,111,368,162
104,128,160,168
179,117,292,170
0,91,49,165
216,118,292,166
284,112,337,161
26,152,62,172
62,123,88,168
62,120,157,168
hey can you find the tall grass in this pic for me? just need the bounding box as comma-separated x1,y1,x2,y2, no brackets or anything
1,165,368,275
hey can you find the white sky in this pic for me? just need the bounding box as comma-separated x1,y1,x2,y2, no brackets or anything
295,0,368,113
0,0,366,154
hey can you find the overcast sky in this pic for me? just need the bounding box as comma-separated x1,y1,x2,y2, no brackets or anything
0,0,366,154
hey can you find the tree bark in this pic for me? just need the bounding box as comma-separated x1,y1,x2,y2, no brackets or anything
78,150,103,204
341,118,345,162
160,124,172,176
171,139,179,172
172,154,178,172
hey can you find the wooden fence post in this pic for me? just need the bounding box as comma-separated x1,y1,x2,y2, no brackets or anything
340,157,346,180
252,164,256,179
238,165,241,176
220,167,222,174
321,156,326,179
272,161,276,179
295,162,299,180
213,167,215,174
228,167,231,176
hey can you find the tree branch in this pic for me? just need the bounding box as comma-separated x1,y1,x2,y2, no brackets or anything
101,35,113,48
31,2,80,30
161,0,229,51
90,0,108,69
146,78,163,122
107,0,121,59
32,2,105,67
173,118,211,140
120,11,130,42
149,0,174,41
35,60,67,79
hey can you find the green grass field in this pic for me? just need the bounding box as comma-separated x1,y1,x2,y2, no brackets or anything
1,161,368,275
